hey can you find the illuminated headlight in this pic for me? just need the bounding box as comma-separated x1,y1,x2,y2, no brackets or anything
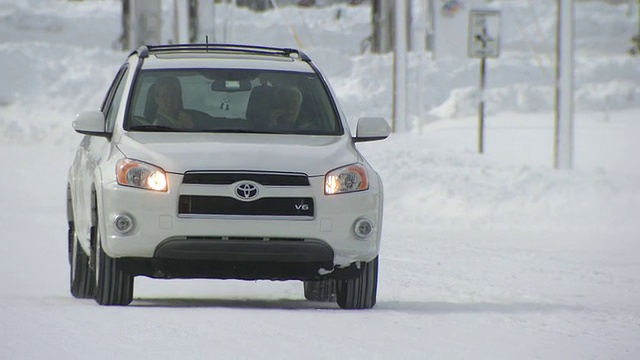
324,163,369,195
353,218,374,238
113,213,134,234
116,159,168,191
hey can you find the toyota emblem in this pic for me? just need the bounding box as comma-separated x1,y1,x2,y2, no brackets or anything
234,182,259,201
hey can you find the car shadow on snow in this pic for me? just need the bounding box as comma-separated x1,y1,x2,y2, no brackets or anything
130,297,340,310
374,300,586,314
129,298,583,313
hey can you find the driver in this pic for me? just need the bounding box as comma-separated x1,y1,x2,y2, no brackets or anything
153,77,194,129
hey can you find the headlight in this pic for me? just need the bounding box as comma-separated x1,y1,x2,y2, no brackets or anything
325,163,369,195
116,159,168,192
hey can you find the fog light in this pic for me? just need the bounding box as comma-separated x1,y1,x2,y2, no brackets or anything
114,213,134,234
353,218,374,239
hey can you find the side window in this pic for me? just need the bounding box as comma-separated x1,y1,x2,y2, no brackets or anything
103,66,129,133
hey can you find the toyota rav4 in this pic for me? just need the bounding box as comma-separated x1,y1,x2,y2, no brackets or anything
67,44,390,309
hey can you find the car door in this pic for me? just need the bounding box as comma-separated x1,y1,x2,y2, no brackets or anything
74,66,129,247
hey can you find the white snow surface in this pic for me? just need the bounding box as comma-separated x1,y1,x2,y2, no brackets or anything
1,0,639,359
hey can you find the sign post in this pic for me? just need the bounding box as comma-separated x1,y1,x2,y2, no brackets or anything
468,9,501,154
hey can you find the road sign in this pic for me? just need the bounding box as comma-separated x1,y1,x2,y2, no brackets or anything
468,9,501,154
468,10,501,58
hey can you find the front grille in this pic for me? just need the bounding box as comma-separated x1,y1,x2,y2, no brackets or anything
179,195,314,217
183,172,310,186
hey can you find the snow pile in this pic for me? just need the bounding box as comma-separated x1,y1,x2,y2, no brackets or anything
1,0,638,140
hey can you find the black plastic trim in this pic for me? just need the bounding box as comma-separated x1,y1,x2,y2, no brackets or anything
183,172,310,186
154,238,334,262
179,195,314,217
131,43,310,61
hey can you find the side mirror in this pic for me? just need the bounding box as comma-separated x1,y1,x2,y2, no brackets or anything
72,111,109,137
353,117,390,142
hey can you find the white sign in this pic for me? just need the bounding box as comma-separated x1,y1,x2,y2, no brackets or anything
468,10,501,58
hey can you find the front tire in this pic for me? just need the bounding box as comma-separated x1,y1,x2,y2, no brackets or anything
94,223,134,306
336,257,378,309
70,228,95,299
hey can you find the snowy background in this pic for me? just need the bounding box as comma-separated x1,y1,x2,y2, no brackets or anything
1,0,639,359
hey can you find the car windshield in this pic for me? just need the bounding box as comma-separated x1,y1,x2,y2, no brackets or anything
125,69,344,136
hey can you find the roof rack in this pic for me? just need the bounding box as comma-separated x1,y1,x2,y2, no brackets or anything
131,44,311,62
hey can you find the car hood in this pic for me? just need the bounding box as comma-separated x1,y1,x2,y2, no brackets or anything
115,132,359,176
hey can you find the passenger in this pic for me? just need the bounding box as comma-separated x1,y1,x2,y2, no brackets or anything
153,77,194,129
268,86,303,131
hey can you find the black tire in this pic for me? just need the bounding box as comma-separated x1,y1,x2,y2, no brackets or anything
336,256,378,309
67,186,74,265
67,223,74,265
70,229,96,299
94,222,134,306
303,279,336,302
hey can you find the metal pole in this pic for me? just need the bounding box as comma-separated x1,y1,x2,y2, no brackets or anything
554,0,574,169
393,0,408,133
478,56,486,153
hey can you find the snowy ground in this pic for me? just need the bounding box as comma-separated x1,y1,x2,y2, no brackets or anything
0,0,639,359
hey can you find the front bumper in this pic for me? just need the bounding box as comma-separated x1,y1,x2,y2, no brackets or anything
97,173,383,271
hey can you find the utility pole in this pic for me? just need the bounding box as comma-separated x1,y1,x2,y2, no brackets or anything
554,0,575,169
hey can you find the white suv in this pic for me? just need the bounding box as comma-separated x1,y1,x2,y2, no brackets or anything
67,44,390,309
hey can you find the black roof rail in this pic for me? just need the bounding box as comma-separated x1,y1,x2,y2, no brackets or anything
129,45,149,58
130,43,311,62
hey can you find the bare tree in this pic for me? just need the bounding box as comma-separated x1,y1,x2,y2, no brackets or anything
120,0,162,50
